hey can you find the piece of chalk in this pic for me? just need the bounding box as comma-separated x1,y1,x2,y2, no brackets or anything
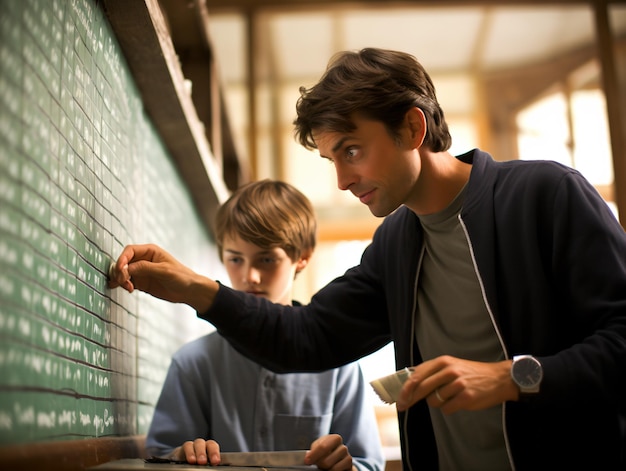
108,261,116,280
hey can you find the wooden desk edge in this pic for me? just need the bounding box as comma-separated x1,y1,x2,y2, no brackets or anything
0,435,147,471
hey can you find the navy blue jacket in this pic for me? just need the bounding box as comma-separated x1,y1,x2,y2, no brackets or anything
203,149,626,470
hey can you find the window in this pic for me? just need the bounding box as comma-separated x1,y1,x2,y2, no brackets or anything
516,72,617,217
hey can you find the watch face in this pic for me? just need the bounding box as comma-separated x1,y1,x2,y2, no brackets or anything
514,357,543,387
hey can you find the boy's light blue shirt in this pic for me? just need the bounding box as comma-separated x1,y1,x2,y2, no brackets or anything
146,331,385,471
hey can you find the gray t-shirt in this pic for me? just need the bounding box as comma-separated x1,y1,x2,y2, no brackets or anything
416,186,511,470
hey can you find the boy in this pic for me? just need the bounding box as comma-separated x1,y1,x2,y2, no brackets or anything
144,179,384,471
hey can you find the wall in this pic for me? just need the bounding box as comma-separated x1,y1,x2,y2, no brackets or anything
0,0,218,447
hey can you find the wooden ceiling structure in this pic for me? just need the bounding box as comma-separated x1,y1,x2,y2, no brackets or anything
110,0,626,234
193,0,626,227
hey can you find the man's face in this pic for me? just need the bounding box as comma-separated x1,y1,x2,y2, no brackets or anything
221,234,298,306
313,115,422,217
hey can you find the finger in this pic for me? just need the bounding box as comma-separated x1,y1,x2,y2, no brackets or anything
426,385,452,410
181,441,197,464
397,358,455,410
107,245,138,289
119,244,151,264
169,446,185,462
192,438,208,465
317,444,351,471
115,244,156,271
121,278,135,293
206,440,221,466
123,259,158,292
305,434,342,465
107,264,133,292
397,377,423,411
326,454,353,471
396,362,435,410
106,259,122,288
426,377,473,414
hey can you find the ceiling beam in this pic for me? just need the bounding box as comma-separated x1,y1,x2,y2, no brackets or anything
594,2,626,228
204,0,624,12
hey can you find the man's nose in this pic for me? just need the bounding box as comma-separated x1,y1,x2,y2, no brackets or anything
335,163,355,191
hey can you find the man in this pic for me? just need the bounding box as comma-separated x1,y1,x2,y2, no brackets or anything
110,48,626,470
145,180,384,471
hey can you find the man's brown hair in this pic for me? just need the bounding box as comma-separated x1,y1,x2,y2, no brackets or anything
294,47,452,152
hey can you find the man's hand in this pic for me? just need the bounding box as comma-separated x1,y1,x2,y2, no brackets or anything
107,243,219,312
396,356,518,413
305,434,355,471
169,438,221,465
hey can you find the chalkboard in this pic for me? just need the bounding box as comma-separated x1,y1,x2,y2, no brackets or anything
0,0,218,445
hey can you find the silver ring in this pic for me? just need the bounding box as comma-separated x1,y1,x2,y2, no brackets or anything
435,388,445,402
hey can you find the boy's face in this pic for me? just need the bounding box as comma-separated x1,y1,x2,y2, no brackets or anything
313,113,423,217
221,234,302,306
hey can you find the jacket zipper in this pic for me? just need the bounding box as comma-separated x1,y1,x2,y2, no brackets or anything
458,214,516,471
404,245,424,471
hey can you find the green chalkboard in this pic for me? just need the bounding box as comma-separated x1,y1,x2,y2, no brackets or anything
0,0,218,445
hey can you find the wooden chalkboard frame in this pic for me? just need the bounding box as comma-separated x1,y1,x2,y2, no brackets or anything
102,0,231,236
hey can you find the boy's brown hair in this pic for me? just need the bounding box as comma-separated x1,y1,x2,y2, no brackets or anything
214,179,317,263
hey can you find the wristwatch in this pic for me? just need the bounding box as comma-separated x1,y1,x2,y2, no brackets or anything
511,355,543,395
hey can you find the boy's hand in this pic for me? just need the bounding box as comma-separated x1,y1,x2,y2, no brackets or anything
170,438,221,465
305,434,356,471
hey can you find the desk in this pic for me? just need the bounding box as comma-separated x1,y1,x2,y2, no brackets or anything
90,459,314,471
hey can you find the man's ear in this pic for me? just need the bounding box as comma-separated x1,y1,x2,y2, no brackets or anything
406,107,427,149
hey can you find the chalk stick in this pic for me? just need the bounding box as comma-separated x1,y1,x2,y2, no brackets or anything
108,261,116,280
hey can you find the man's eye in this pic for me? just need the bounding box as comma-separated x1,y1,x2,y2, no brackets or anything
346,148,358,159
